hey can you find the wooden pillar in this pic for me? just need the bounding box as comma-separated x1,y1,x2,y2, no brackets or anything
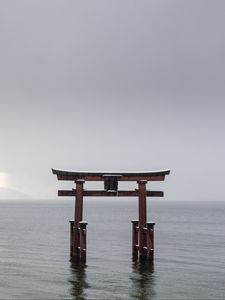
138,180,147,259
131,220,139,258
69,220,74,259
146,222,155,260
72,179,85,260
79,221,88,262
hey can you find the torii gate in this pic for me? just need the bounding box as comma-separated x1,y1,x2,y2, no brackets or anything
52,168,170,262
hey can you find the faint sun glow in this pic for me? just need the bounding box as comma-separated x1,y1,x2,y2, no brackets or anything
0,172,10,188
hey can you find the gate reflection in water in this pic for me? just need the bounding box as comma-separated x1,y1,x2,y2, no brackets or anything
130,261,155,300
69,262,89,300
68,261,155,300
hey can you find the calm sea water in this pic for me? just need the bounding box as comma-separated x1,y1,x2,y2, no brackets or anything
0,199,224,299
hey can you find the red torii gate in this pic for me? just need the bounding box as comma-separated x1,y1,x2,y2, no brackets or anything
52,168,170,262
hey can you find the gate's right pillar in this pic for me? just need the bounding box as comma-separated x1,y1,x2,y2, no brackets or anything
132,180,155,261
146,222,155,261
138,180,147,260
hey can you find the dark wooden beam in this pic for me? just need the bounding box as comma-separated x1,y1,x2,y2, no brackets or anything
55,174,167,182
52,168,170,182
58,190,164,197
120,175,166,182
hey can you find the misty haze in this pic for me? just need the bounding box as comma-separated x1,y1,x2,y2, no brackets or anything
0,0,224,201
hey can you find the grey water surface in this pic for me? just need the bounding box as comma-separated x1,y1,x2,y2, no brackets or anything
0,199,224,299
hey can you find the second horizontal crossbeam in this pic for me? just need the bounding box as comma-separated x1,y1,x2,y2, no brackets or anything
58,190,163,197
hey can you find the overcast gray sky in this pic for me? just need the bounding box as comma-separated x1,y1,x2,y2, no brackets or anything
0,0,225,200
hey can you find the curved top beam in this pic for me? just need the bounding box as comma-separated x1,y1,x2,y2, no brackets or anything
52,168,170,181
